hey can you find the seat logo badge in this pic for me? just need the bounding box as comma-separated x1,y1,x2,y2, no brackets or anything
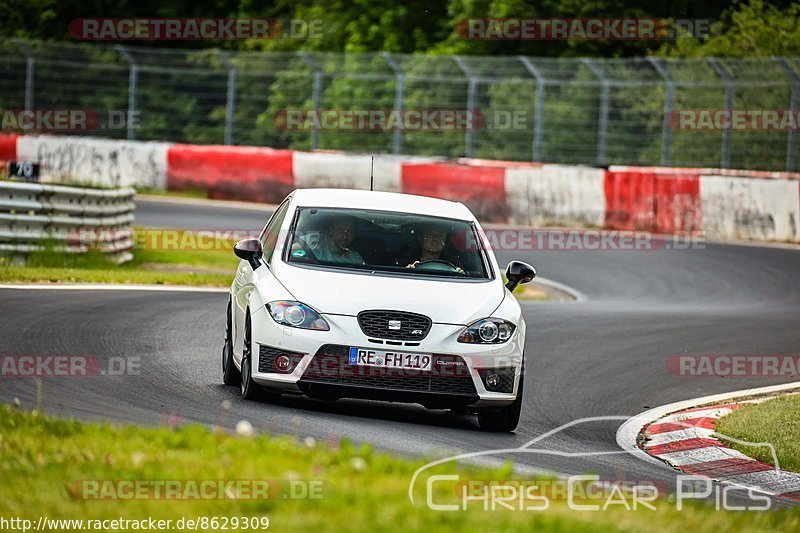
388,320,402,330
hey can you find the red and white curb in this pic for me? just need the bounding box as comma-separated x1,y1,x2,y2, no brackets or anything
616,382,800,502
642,400,800,501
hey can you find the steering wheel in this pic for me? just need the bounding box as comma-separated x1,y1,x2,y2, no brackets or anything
415,258,461,272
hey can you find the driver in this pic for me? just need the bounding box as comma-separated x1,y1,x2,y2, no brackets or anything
406,223,464,273
294,214,365,266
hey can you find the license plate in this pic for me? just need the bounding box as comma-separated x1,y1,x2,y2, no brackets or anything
348,347,432,371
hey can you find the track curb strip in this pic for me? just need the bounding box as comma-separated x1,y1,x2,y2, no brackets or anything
617,383,800,501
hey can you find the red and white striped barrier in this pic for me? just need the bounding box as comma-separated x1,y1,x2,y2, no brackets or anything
167,143,294,204
2,134,799,243
641,400,800,500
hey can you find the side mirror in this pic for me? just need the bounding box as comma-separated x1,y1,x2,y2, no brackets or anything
505,261,536,292
234,238,263,270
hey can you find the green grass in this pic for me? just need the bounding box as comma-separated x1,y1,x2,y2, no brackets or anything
715,395,800,473
0,229,237,287
135,187,211,199
0,405,798,531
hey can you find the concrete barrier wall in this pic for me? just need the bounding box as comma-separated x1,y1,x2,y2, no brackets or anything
16,135,168,189
293,152,403,192
0,134,17,162
700,175,800,242
2,133,799,243
401,161,508,222
167,143,294,204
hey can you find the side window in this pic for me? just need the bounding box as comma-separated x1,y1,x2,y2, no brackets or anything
259,201,291,264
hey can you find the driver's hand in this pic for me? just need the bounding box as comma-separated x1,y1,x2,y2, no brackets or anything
455,266,465,274
406,261,419,269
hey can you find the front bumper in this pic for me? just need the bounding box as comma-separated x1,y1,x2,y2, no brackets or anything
248,308,524,408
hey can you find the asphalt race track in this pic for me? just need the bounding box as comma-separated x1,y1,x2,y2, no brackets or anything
2,198,799,499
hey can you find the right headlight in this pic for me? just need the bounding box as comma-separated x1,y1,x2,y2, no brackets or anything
266,301,329,331
457,318,516,344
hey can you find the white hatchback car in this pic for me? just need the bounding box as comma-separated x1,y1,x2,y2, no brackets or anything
222,189,535,431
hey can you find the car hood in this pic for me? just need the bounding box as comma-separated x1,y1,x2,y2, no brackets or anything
273,263,504,324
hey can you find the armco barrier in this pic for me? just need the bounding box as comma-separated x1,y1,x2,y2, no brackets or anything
167,143,294,204
0,181,135,262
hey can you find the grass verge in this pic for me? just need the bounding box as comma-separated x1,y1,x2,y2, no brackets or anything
0,405,797,531
2,234,550,299
135,187,211,199
0,229,237,287
715,395,800,473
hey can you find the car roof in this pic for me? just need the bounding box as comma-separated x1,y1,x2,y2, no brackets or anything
289,188,475,220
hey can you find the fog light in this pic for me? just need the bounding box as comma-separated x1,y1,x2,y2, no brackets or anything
485,373,501,390
275,355,291,372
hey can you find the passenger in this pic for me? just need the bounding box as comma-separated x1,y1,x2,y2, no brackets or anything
294,214,365,266
405,223,464,273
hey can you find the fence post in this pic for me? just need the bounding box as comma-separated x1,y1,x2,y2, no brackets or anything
452,56,476,158
14,40,34,132
382,52,405,155
218,51,237,145
115,45,138,141
647,57,674,166
773,57,799,173
518,56,546,162
300,52,322,151
582,58,609,166
708,58,733,169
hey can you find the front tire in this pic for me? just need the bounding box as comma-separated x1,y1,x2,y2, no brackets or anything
222,298,240,386
477,372,524,432
240,310,281,402
241,310,263,400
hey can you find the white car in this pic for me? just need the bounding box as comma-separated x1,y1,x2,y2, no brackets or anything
222,189,535,432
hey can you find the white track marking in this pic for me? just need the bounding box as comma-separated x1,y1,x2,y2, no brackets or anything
645,427,715,446
0,283,228,293
655,446,750,466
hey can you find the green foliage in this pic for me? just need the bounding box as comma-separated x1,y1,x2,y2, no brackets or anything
658,0,800,57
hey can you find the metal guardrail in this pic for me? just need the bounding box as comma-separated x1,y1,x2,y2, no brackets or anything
0,181,135,263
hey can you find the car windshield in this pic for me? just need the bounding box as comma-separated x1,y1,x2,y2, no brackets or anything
285,207,490,279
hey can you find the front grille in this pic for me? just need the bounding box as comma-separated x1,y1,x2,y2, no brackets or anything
299,344,477,396
357,310,432,341
258,345,304,374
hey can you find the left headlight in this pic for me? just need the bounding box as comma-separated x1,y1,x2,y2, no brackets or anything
457,318,516,344
266,301,330,331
